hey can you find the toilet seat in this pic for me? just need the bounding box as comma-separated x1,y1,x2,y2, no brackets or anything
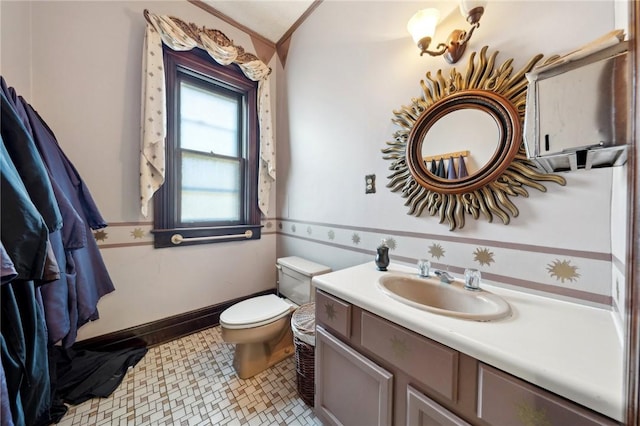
220,294,292,329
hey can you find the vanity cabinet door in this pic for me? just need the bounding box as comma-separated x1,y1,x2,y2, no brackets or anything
407,385,472,426
315,326,393,426
477,363,618,426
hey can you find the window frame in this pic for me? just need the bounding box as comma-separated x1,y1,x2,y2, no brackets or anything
152,47,261,248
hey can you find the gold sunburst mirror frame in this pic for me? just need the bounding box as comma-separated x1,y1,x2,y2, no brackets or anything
382,46,566,230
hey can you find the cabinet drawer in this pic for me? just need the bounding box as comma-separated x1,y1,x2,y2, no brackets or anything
315,290,351,338
361,311,459,401
477,363,617,426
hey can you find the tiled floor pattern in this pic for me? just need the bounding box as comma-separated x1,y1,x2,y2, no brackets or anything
57,326,321,425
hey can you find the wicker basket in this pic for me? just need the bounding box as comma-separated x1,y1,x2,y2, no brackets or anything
291,303,316,407
293,336,315,406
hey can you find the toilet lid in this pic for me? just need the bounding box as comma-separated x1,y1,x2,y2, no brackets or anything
220,294,292,329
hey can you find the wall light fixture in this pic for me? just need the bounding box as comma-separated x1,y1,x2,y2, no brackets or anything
407,0,487,64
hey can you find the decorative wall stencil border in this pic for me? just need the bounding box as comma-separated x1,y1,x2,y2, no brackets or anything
277,218,613,308
276,218,610,261
279,231,612,307
262,218,277,235
95,219,276,249
279,232,378,257
612,254,626,272
611,253,626,331
93,222,154,249
482,272,611,306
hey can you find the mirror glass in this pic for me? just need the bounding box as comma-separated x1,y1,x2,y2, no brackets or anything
422,109,499,178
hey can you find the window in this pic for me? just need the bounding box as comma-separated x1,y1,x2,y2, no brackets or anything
153,47,261,248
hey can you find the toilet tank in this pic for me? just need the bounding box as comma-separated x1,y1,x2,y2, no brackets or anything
276,257,331,306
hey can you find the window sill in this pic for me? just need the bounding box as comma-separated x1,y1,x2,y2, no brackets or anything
151,225,262,248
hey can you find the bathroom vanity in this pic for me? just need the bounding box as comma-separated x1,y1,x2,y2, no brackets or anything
312,262,623,425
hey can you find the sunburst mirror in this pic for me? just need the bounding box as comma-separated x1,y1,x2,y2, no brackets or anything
382,46,566,230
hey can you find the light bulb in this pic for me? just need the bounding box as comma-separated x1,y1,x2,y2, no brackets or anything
459,0,487,24
407,8,440,45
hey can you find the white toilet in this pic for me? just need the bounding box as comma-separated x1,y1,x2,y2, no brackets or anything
220,256,331,379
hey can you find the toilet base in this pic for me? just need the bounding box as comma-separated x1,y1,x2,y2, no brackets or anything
232,326,295,379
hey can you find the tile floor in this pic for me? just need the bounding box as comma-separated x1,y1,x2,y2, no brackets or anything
57,326,321,426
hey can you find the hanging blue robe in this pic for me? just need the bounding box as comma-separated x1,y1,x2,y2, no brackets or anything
0,137,50,282
0,92,61,234
1,79,80,345
1,78,118,425
0,244,16,426
0,138,52,426
0,341,14,426
19,95,114,342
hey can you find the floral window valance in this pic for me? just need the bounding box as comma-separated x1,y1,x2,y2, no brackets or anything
140,9,275,217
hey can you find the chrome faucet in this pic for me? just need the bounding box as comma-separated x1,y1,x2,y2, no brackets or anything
433,270,454,284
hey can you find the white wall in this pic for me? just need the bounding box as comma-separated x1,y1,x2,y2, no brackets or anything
0,0,278,340
278,1,623,308
611,164,628,343
0,0,32,99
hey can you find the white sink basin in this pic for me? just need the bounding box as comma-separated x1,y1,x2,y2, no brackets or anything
377,273,511,321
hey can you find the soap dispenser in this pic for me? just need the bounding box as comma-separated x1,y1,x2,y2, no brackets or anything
375,239,390,271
